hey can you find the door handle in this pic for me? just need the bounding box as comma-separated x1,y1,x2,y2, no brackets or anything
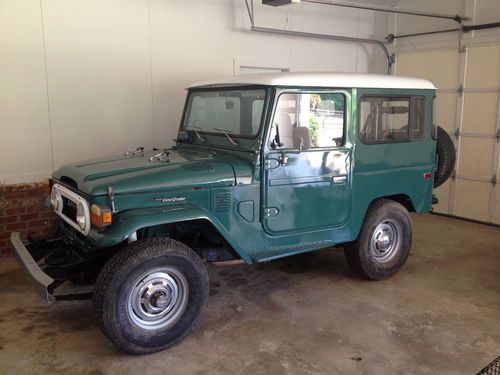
279,154,289,166
331,175,347,184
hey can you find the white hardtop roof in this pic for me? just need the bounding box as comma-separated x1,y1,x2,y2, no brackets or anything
189,72,436,90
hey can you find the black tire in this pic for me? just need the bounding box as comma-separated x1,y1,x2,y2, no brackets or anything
93,238,209,355
434,125,456,188
344,199,412,280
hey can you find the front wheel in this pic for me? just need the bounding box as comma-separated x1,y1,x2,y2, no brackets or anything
344,199,412,280
93,238,209,355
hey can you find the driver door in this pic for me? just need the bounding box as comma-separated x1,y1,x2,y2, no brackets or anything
263,90,352,235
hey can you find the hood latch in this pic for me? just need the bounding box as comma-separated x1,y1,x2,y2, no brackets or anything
149,150,170,163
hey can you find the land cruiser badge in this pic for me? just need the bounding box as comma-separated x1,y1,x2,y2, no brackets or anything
154,196,186,203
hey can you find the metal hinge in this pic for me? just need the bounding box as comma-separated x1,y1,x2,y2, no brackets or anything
458,84,464,96
149,150,170,162
264,159,279,170
263,207,279,218
495,129,500,142
124,146,144,156
492,174,497,185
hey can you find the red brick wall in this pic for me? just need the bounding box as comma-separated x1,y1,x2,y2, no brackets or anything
0,183,56,257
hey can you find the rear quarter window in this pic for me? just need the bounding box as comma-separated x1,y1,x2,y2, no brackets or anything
359,96,426,143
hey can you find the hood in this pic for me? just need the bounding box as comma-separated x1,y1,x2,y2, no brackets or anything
53,148,252,196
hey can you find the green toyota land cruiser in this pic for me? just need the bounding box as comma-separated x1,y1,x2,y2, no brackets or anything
10,72,455,354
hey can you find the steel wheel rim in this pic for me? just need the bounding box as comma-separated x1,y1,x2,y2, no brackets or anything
127,267,189,331
370,219,401,263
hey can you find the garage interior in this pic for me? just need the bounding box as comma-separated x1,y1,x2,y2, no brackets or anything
0,0,499,374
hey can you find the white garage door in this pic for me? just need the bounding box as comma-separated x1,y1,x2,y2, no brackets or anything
396,45,500,225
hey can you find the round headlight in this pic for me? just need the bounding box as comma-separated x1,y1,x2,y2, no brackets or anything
76,202,86,230
50,186,60,210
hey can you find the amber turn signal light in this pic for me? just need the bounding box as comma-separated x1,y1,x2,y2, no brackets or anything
91,204,112,228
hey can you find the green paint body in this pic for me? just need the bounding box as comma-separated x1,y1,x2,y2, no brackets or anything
52,86,437,264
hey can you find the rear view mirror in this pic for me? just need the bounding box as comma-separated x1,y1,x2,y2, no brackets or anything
293,127,311,151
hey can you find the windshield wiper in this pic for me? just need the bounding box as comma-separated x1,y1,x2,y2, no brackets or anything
191,126,207,142
213,128,240,146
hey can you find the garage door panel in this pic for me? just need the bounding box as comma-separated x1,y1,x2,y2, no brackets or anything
397,46,499,224
454,180,491,222
466,45,500,89
462,92,499,134
495,188,500,225
435,93,457,133
396,50,459,89
457,137,495,178
433,179,451,214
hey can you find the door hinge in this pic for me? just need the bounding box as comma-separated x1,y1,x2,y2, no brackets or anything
495,129,500,142
264,159,280,170
263,207,279,218
492,174,497,185
458,84,464,96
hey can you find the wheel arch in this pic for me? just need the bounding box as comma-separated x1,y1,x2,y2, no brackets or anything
377,194,416,212
350,194,415,243
91,205,252,264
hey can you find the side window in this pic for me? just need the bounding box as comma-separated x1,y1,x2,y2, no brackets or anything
359,96,427,143
431,96,437,140
269,92,345,149
411,97,425,140
359,97,410,143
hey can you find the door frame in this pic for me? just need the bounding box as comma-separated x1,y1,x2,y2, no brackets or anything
260,87,353,235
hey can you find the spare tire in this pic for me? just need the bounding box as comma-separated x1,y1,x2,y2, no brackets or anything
434,125,456,188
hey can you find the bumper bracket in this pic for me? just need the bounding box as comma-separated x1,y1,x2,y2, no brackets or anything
10,232,57,303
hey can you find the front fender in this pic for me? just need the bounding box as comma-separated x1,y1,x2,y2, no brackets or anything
87,204,253,263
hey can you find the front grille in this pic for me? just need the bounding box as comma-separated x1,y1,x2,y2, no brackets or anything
52,183,89,235
61,196,77,223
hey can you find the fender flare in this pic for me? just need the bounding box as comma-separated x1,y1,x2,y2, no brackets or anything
88,204,253,263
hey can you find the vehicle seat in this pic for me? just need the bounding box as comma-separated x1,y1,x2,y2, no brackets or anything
274,112,294,148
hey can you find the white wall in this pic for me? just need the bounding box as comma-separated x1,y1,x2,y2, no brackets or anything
0,0,388,184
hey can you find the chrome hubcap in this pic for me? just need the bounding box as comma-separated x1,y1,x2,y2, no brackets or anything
127,267,189,330
370,219,401,263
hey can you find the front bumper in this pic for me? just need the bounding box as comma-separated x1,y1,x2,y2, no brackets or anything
10,232,57,303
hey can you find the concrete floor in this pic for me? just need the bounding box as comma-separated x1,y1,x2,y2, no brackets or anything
0,213,498,375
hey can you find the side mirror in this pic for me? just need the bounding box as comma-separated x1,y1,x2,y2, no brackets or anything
293,127,311,151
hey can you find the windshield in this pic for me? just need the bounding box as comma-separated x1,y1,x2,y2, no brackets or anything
184,88,266,138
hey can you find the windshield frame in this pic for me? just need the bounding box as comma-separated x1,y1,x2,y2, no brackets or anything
180,85,269,140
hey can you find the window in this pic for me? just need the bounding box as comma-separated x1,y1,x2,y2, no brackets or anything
412,97,425,140
359,96,426,143
269,92,345,149
431,96,437,140
184,88,266,137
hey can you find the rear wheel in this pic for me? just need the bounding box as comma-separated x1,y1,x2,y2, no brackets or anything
94,238,209,355
344,199,412,280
